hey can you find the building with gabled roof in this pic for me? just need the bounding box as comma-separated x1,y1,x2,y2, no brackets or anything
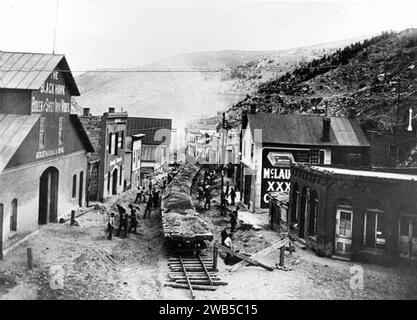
0,51,93,258
240,111,370,212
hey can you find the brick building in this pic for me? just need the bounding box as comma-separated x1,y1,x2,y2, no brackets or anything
0,51,94,257
79,107,127,202
290,164,417,264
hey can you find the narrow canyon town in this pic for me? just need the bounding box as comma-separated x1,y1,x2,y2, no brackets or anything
0,0,417,306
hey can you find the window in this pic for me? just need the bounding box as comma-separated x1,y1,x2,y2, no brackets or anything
251,143,254,160
119,166,123,185
39,117,46,149
58,117,64,145
339,211,352,237
107,171,111,192
72,175,77,198
294,151,309,163
114,132,119,155
310,149,320,164
10,199,17,232
120,131,124,150
376,214,387,246
308,194,319,236
365,211,387,248
108,133,113,154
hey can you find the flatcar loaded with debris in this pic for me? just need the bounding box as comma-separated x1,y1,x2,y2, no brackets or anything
161,164,213,251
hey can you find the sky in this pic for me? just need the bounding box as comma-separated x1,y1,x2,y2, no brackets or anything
0,0,416,71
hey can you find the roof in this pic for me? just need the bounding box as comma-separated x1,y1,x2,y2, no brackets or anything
127,117,172,145
246,113,370,147
310,166,417,181
0,114,40,173
69,115,95,153
0,51,80,96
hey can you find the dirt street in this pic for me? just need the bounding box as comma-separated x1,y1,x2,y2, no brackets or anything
0,185,416,300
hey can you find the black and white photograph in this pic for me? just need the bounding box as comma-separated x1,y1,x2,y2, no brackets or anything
0,0,416,308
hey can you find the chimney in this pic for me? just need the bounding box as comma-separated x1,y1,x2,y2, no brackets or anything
83,107,90,117
322,117,331,142
348,107,356,118
108,107,115,113
250,106,256,114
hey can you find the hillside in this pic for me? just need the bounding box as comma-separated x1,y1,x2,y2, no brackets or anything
225,29,417,133
73,40,365,129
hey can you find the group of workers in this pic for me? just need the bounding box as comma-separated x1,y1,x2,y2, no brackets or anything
106,176,167,240
106,203,140,240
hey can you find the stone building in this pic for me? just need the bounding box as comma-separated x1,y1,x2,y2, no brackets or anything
0,51,94,257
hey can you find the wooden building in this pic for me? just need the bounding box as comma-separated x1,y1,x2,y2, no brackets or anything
0,51,94,257
127,117,172,177
240,112,370,212
290,164,417,264
124,133,145,190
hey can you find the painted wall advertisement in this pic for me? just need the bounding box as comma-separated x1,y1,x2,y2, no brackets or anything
260,148,293,209
31,70,71,113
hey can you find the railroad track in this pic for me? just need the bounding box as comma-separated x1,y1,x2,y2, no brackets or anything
165,250,226,299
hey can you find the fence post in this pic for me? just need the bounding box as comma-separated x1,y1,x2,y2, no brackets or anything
213,244,218,271
70,210,75,225
27,247,33,270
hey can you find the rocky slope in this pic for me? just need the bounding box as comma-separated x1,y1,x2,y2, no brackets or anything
225,29,417,132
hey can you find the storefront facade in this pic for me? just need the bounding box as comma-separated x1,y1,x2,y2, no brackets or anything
290,165,417,264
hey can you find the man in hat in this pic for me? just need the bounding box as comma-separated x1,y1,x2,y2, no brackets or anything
116,204,128,237
107,212,116,240
128,204,139,234
144,192,153,219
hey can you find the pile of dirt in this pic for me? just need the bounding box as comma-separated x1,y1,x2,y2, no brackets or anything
162,211,211,237
161,164,212,240
162,164,199,213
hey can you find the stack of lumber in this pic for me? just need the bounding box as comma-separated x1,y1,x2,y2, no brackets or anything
161,164,213,242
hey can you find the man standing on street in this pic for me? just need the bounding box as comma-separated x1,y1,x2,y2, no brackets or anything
144,192,153,219
134,185,143,204
230,187,236,206
116,205,128,238
204,185,211,210
128,204,139,234
107,213,115,240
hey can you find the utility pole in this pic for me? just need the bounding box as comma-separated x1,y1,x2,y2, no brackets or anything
396,78,401,133
220,113,226,216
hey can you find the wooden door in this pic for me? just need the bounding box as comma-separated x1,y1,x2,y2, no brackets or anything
335,209,353,256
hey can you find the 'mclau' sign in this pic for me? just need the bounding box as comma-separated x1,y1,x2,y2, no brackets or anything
260,149,293,208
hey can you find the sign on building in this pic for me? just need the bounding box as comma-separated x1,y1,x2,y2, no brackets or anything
260,149,293,209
